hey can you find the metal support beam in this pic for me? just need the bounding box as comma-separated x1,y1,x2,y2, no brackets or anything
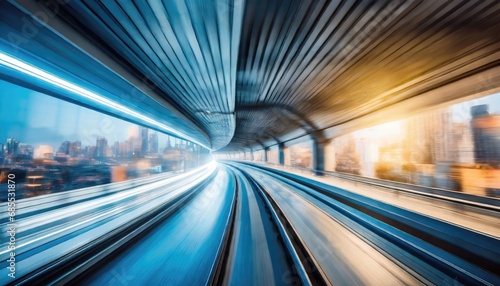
237,103,327,145
278,143,285,165
312,139,325,176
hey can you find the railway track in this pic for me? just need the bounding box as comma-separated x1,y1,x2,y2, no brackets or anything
243,161,500,209
5,161,498,285
231,162,500,285
215,165,327,286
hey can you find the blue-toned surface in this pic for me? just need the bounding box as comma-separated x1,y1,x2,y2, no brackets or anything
225,167,295,285
83,166,235,285
235,162,500,285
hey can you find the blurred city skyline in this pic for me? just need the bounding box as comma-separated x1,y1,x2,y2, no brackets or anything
1,78,500,153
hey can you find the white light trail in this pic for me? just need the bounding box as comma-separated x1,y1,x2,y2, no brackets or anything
0,52,208,148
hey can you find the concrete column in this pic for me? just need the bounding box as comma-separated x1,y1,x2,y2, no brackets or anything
264,147,269,162
313,139,325,176
278,143,285,165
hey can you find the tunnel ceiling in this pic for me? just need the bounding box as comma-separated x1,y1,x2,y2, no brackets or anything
52,0,245,150
48,0,500,151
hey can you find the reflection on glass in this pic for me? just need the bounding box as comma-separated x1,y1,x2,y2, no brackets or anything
288,141,312,169
0,80,212,200
267,145,279,164
253,150,264,161
330,93,500,197
218,93,500,198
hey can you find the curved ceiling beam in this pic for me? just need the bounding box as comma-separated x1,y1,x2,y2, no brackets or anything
4,0,213,147
46,0,246,150
236,103,326,143
263,130,281,145
254,139,267,150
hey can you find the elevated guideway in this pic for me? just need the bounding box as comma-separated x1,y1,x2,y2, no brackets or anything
5,161,499,285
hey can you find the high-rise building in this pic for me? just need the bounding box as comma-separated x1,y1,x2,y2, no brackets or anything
6,138,19,155
58,141,70,155
140,127,149,155
13,141,19,155
111,141,119,158
471,105,500,166
84,146,97,159
149,132,158,154
166,136,172,149
405,108,456,164
471,105,489,165
69,141,82,157
6,138,13,154
96,137,108,158
453,122,474,164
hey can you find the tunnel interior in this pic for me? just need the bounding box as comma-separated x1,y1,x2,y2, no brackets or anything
0,0,499,285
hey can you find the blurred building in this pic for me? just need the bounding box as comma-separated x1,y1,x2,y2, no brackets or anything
34,145,54,159
6,138,19,155
355,138,378,177
18,144,34,157
149,132,158,154
84,146,97,159
119,141,131,158
289,142,312,168
96,137,108,159
128,125,139,138
140,127,149,156
405,108,456,164
471,105,500,167
453,122,474,164
334,135,361,175
111,141,119,158
58,141,70,155
164,136,172,152
69,141,82,157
